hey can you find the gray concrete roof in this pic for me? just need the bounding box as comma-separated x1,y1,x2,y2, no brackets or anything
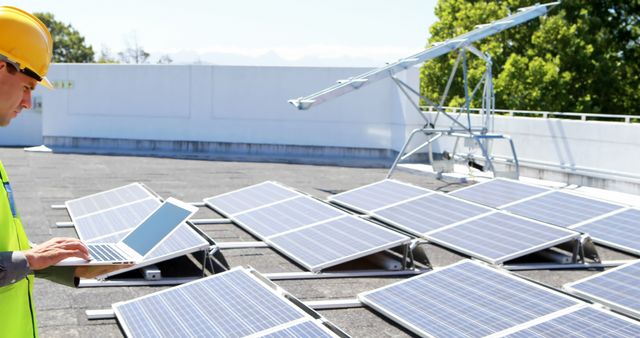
2,147,635,337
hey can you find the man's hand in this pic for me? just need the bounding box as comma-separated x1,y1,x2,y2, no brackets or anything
75,265,133,279
23,237,90,270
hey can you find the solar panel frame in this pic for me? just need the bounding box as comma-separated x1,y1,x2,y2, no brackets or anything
499,305,640,338
92,222,212,279
65,182,154,220
327,179,432,214
64,183,211,279
453,179,640,257
72,196,162,241
113,267,344,338
249,319,339,338
359,260,580,337
209,181,412,272
267,215,411,272
204,181,301,217
232,195,344,238
332,181,580,264
570,208,640,256
369,192,494,237
426,211,582,264
449,177,550,208
564,260,640,320
503,190,625,228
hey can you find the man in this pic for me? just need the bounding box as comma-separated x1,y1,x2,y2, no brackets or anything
0,6,126,337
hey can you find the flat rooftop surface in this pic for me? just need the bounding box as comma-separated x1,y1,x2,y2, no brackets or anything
1,147,635,337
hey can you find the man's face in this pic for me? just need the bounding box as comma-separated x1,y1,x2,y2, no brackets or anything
0,61,37,127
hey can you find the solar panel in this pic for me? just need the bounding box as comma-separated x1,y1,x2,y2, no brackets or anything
114,267,341,338
359,260,579,337
208,182,411,272
564,260,640,320
372,193,492,235
427,212,581,264
328,179,431,213
147,224,209,258
268,215,410,272
204,181,299,216
450,178,549,208
233,196,343,238
65,183,152,219
65,184,210,278
258,320,338,338
504,191,624,227
572,208,640,255
74,197,161,241
504,305,640,337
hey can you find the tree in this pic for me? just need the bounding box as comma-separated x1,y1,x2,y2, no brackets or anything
157,54,173,64
96,45,119,64
421,0,640,115
118,32,150,64
34,12,95,63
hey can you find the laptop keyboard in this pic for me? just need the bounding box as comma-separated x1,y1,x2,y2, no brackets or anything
88,244,128,262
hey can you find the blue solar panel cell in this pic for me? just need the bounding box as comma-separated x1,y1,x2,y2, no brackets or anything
66,183,151,218
505,306,640,338
115,268,310,338
209,181,412,272
329,180,430,213
147,223,209,258
74,197,161,241
234,196,343,238
359,260,578,337
428,212,579,263
450,178,549,208
269,216,410,271
565,261,640,320
573,209,640,255
504,191,623,227
205,182,300,216
373,194,491,235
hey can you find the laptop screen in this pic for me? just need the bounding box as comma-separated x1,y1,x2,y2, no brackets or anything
121,201,192,257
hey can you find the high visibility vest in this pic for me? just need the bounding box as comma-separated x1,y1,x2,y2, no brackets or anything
0,160,37,337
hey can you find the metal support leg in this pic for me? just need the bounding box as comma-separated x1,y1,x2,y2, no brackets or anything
387,128,426,179
474,136,497,176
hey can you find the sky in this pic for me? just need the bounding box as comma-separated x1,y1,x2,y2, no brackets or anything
5,0,439,66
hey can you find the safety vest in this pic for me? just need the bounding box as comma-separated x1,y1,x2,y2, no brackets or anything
0,160,37,337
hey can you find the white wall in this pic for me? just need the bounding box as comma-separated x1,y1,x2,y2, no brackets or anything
39,64,420,151
422,112,640,180
492,116,640,175
0,109,42,146
1,63,639,183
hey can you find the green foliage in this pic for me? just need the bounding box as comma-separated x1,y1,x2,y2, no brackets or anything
421,0,640,114
34,12,95,63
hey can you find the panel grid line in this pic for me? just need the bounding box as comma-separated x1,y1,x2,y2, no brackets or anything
115,268,330,338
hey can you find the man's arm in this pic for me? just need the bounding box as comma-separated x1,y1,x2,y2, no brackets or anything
2,238,130,287
0,251,30,287
0,237,89,287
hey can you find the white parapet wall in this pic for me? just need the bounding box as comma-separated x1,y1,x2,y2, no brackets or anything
1,63,639,192
422,111,640,193
28,64,422,166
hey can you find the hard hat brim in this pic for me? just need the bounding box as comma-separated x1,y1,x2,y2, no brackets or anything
40,76,53,89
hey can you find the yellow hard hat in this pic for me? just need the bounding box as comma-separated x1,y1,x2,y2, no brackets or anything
0,6,53,89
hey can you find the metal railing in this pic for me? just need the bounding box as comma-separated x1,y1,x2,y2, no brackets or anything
421,106,640,124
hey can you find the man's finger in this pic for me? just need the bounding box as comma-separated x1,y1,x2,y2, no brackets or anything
57,241,89,255
58,249,90,261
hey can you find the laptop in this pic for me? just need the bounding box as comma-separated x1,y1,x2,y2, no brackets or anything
56,197,198,266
